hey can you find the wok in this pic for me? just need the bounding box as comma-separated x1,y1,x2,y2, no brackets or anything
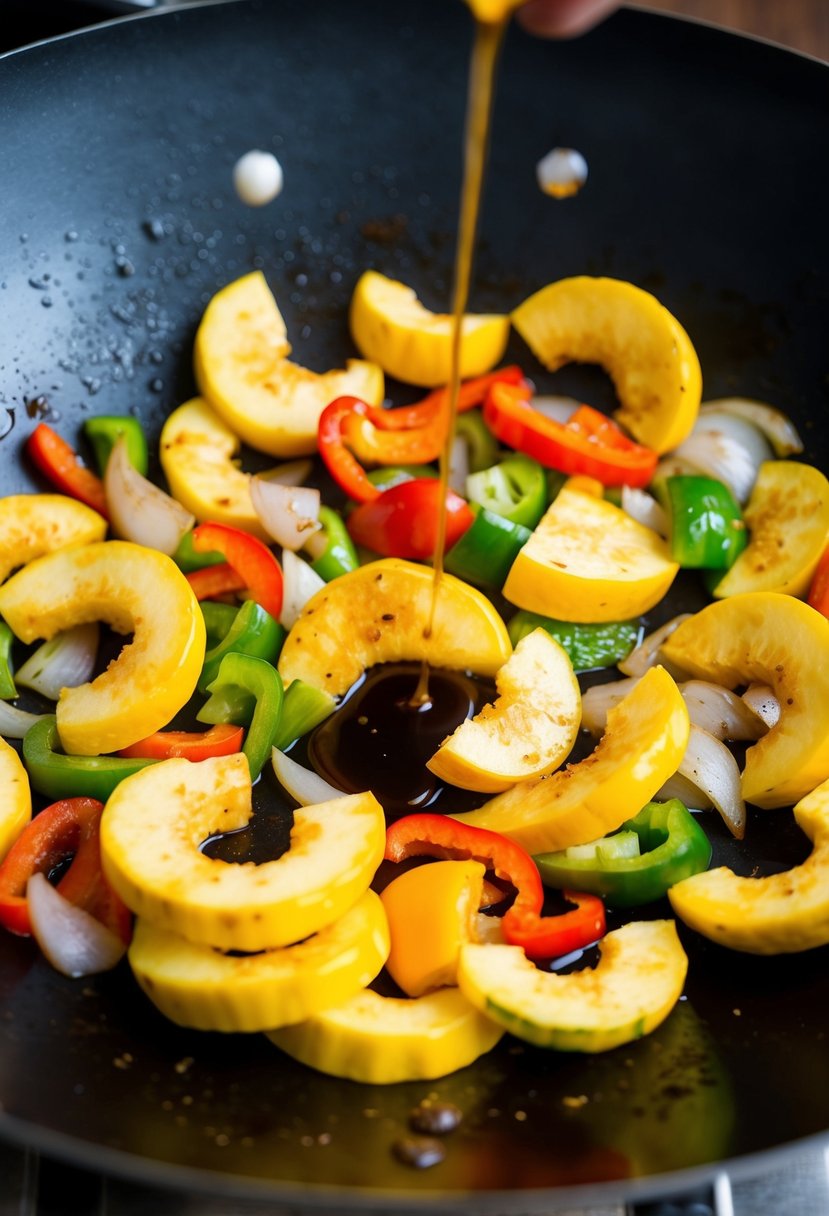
0,0,828,1208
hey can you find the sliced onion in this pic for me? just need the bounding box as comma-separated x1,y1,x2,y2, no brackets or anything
655,772,713,811
580,676,641,735
448,434,469,497
680,680,769,742
271,748,346,806
700,398,803,458
106,434,194,555
0,701,47,739
27,872,127,978
617,614,692,678
741,682,781,729
259,459,315,486
677,724,746,839
621,486,669,537
279,549,326,630
15,623,99,701
530,395,579,424
672,415,769,504
654,454,700,483
250,477,321,551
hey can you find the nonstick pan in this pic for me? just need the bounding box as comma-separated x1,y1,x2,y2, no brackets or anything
1,1,828,1209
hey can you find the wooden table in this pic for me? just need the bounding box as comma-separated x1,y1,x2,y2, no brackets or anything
641,0,828,62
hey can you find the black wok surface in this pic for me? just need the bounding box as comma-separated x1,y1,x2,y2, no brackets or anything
1,1,828,1208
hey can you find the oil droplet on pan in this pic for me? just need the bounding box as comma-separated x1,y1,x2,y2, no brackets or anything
536,146,588,198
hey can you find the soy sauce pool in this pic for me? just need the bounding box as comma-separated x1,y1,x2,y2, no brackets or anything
307,662,493,819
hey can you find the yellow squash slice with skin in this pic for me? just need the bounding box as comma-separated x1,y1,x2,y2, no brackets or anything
160,397,276,539
101,753,386,952
349,270,509,387
268,986,504,1084
128,889,390,1033
512,276,702,453
0,541,204,756
195,271,384,457
0,494,106,584
661,593,829,808
427,628,581,792
711,461,829,598
457,920,688,1052
669,778,829,954
503,481,679,623
452,666,689,854
0,737,31,862
380,859,488,997
278,558,512,698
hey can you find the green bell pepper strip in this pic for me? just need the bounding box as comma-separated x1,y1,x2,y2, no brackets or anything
508,610,640,673
455,410,499,473
273,680,336,751
0,623,16,700
305,505,360,582
200,601,239,646
665,475,748,569
534,798,712,908
197,685,255,727
466,454,546,529
444,506,531,589
201,653,283,781
366,465,439,492
83,415,149,477
173,530,226,573
23,716,156,801
198,599,285,696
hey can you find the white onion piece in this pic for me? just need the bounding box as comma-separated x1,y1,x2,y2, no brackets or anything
250,478,321,552
677,724,746,839
271,748,346,806
621,486,669,537
654,455,700,483
666,428,758,503
279,549,326,631
655,772,713,811
105,435,195,555
27,872,127,978
692,411,773,474
741,683,781,729
680,680,769,742
580,677,641,735
259,458,315,487
448,434,470,497
0,701,47,739
617,614,692,678
530,395,579,424
700,398,803,457
15,624,99,701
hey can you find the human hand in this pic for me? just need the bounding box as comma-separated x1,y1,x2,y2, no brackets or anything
517,0,620,37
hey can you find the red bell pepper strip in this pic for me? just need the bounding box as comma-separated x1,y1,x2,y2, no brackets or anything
484,383,658,489
369,366,527,432
186,562,248,602
117,723,244,761
191,522,283,620
808,544,829,617
318,397,381,504
0,798,131,942
347,479,475,560
384,813,606,961
26,423,110,519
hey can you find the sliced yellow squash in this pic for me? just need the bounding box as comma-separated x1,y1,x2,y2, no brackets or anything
268,986,504,1083
128,889,390,1033
0,493,106,584
0,541,204,756
194,271,383,457
278,557,512,698
512,276,701,453
0,738,31,862
669,777,829,953
458,920,688,1052
349,270,509,387
426,628,580,792
101,753,385,952
661,593,829,808
503,481,679,623
452,666,689,854
711,461,829,598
